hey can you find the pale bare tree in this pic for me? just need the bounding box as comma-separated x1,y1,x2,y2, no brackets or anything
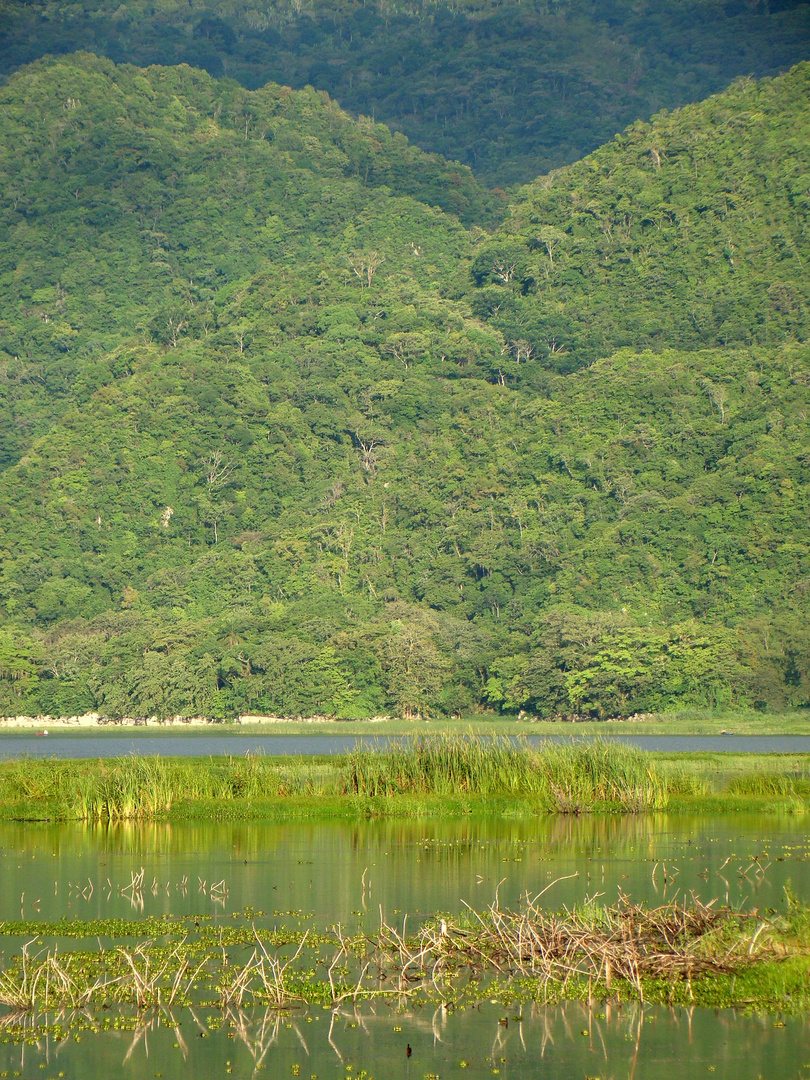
491,257,517,284
702,379,729,423
203,450,235,487
509,339,535,364
167,316,185,347
355,434,379,474
539,225,567,267
347,250,384,287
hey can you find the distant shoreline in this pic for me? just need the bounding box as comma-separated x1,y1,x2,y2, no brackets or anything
0,713,382,730
0,711,807,738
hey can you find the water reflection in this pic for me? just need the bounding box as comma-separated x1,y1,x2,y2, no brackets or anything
1,732,809,758
0,1000,807,1080
1,814,808,1079
0,814,807,926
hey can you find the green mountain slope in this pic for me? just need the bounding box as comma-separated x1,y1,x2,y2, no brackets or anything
467,65,810,370
0,56,808,721
0,53,498,467
1,0,809,185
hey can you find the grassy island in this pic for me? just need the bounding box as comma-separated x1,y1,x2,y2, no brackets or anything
0,736,807,822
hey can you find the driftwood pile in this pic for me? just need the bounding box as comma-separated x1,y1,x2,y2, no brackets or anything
373,887,770,1001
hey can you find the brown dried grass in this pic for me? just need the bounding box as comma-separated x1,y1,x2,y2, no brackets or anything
373,883,772,1001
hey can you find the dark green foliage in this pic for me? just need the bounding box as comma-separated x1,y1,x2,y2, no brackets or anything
1,0,809,185
467,66,810,367
0,56,808,721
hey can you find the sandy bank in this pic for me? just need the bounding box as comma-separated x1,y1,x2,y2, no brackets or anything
0,713,391,730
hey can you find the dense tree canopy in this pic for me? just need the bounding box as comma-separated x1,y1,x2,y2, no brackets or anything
0,55,808,720
1,0,809,185
467,65,810,368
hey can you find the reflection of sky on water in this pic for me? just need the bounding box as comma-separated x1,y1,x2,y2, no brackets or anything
0,814,807,926
0,1000,807,1080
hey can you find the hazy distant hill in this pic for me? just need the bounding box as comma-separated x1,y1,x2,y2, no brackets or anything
1,0,809,184
0,56,807,721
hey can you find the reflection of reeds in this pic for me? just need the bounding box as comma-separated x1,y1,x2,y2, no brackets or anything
220,1003,284,1068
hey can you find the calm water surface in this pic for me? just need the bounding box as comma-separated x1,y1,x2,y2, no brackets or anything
0,814,807,924
0,1000,806,1080
0,815,808,1079
1,733,809,757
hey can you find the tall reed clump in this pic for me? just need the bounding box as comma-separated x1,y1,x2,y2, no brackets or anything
66,753,330,820
71,757,179,819
211,754,332,800
535,739,668,813
342,734,544,798
342,734,666,812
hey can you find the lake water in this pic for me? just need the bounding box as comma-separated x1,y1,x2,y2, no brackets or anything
0,813,807,925
1,732,809,757
1,814,808,1078
0,999,806,1080
0,812,807,924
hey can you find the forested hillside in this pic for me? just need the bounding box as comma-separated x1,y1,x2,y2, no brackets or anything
1,0,809,184
0,55,808,721
468,65,810,369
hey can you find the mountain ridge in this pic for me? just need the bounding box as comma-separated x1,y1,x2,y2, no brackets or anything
466,64,810,368
0,54,807,721
2,0,809,184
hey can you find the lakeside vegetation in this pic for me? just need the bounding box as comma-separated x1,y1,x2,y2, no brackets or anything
1,708,807,736
0,737,807,821
0,893,809,1015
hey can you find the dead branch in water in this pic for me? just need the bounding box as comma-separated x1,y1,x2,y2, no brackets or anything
373,892,774,1000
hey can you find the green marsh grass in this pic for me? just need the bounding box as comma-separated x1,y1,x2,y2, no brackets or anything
724,773,800,796
0,753,333,819
0,736,807,820
534,739,667,812
343,734,539,797
343,734,667,811
723,775,809,815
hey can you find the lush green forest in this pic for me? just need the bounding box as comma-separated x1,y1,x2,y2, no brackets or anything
0,55,808,721
1,0,809,185
469,68,810,367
